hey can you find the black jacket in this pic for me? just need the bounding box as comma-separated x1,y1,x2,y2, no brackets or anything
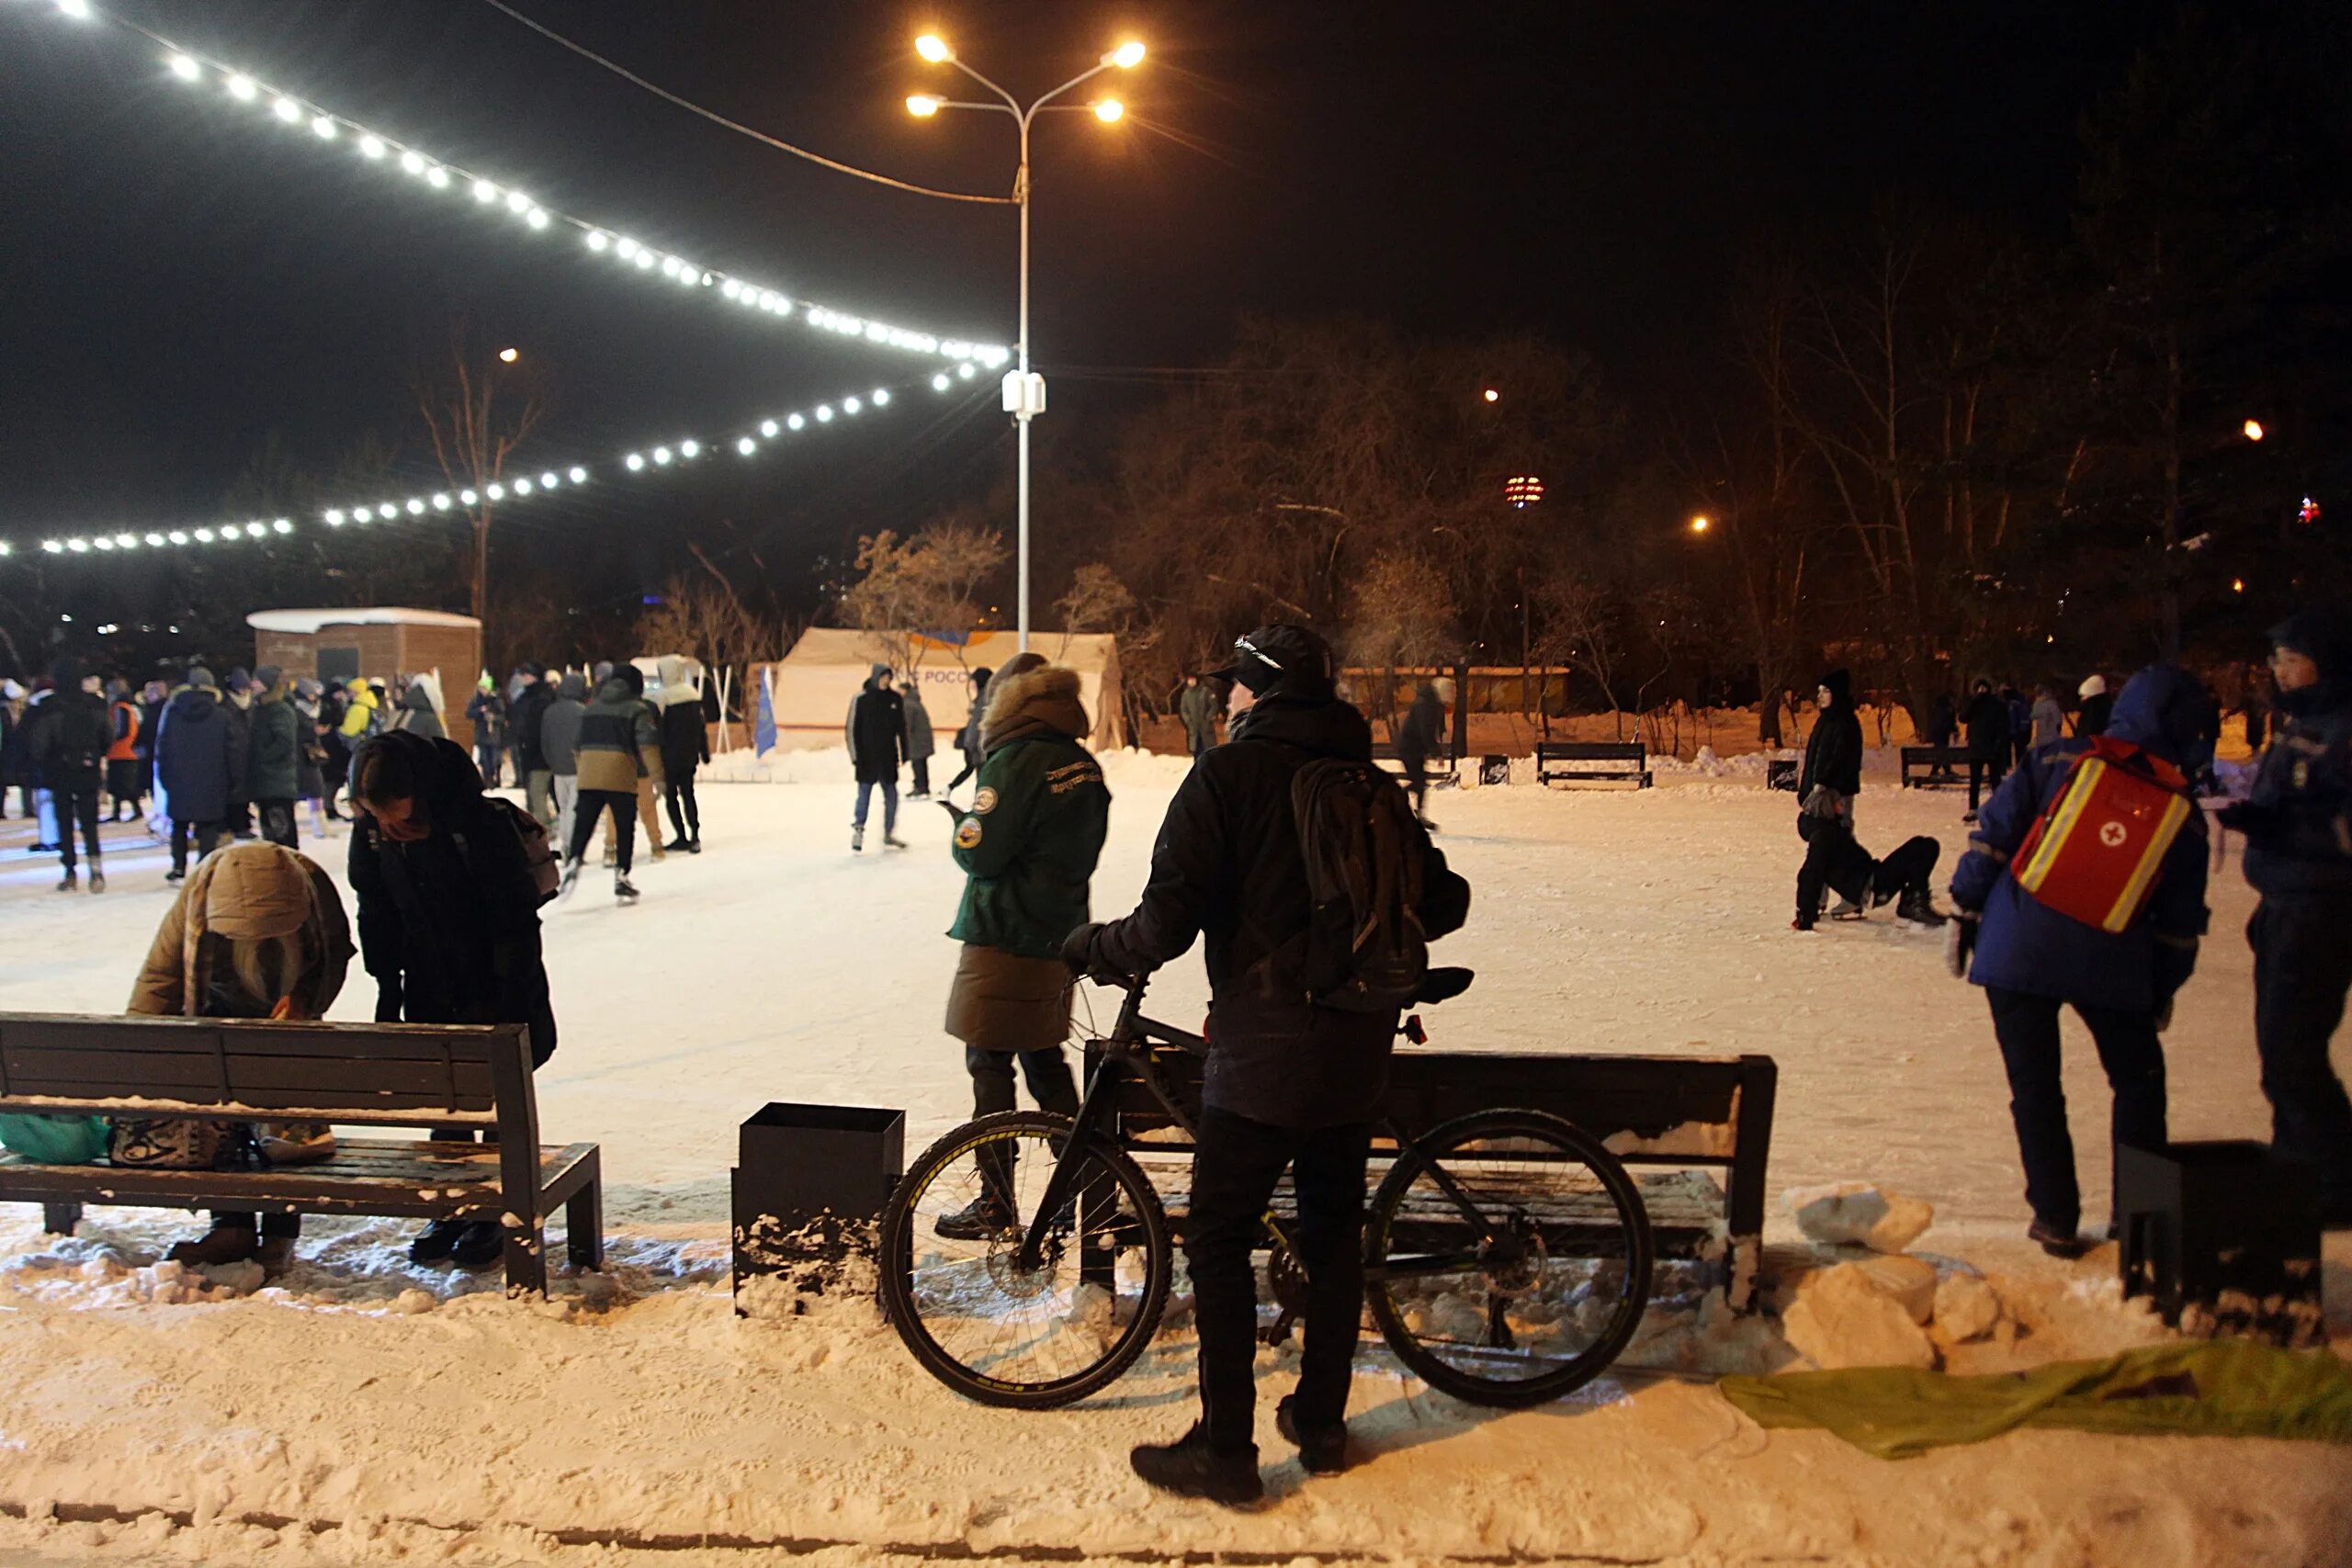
660,698,711,777
1396,684,1445,763
221,696,254,806
30,686,108,793
1799,671,1863,800
2238,677,2352,897
1964,690,2008,762
846,674,905,785
347,732,556,1065
510,682,554,774
1093,692,1470,1128
1928,694,1958,747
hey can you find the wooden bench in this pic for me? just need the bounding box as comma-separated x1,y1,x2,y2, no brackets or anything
0,1013,602,1298
1536,740,1652,788
1899,746,1970,788
1093,1042,1777,1311
1371,742,1458,784
1766,758,1800,793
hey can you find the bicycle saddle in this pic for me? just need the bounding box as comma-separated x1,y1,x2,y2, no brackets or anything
1418,966,1475,1003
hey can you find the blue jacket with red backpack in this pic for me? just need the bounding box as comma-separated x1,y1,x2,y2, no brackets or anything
1950,665,2211,1013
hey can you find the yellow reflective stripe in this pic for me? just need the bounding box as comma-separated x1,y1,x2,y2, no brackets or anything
2100,791,2192,932
2018,759,2103,892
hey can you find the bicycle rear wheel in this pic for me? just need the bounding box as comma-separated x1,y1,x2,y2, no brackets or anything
1363,1109,1652,1407
876,1111,1172,1409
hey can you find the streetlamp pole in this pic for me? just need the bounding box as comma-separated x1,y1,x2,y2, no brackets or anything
909,34,1143,653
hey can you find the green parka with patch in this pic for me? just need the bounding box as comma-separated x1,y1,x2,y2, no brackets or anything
947,663,1110,959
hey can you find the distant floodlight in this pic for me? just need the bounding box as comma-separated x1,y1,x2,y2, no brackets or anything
167,53,200,81
311,115,337,140
359,134,385,159
626,453,646,471
759,419,779,438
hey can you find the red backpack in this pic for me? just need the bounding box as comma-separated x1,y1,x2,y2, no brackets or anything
2010,736,2194,933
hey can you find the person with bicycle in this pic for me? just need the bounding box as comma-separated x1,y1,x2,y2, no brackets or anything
934,651,1111,1238
1066,624,1470,1504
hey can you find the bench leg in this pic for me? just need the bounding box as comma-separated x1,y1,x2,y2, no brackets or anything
503,1220,549,1300
42,1202,83,1237
565,1179,604,1271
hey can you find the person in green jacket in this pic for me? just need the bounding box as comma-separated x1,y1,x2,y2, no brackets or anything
935,651,1112,1238
247,667,304,850
1179,672,1221,758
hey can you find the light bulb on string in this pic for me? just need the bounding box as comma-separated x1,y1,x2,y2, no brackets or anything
759,420,779,438
225,73,256,101
484,483,505,501
273,97,302,124
459,489,479,505
166,53,199,81
311,116,336,141
567,467,588,483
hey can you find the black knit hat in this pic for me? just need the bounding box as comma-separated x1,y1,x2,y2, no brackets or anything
1214,624,1336,696
2271,604,2352,679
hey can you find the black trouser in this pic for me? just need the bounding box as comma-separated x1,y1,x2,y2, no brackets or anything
965,1044,1079,1120
1969,756,2007,812
910,756,931,795
946,747,979,793
257,798,298,849
2249,895,2352,1208
170,818,221,874
569,787,635,874
1400,752,1430,817
664,774,700,841
1984,986,2167,1233
1189,730,1211,759
213,1211,300,1239
225,800,253,836
54,787,101,870
106,759,143,818
476,742,503,787
1188,1106,1371,1454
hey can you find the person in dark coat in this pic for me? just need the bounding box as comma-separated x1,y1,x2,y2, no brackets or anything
2003,683,2032,774
1065,625,1471,1504
1948,665,2211,1257
656,655,710,852
155,668,239,882
466,676,507,787
1792,804,1945,932
1179,673,1221,758
220,667,256,840
246,667,304,850
509,665,556,827
1925,690,1960,780
2075,675,2113,739
1795,669,1865,918
1394,678,1449,828
140,677,171,811
1963,678,2010,821
541,670,588,850
901,674,937,799
390,679,445,739
945,666,991,794
0,679,26,820
104,677,145,821
346,728,556,1267
30,659,111,892
2222,607,2352,1222
845,662,906,852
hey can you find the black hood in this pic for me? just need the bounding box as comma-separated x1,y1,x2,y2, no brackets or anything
355,729,484,818
1816,669,1853,713
1230,693,1373,761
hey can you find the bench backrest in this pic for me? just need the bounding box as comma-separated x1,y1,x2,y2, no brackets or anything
1536,741,1645,761
0,1013,530,1131
1901,745,1967,760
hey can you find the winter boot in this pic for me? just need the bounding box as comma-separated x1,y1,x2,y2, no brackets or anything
933,1192,1019,1241
1895,890,1948,931
1276,1396,1351,1476
254,1234,297,1275
54,869,76,893
1129,1423,1263,1506
884,831,909,850
449,1220,506,1270
409,1217,468,1264
663,836,693,852
87,866,104,894
164,867,186,884
559,857,583,901
851,824,865,853
2027,1218,2089,1259
615,876,640,906
167,1220,261,1268
686,837,703,854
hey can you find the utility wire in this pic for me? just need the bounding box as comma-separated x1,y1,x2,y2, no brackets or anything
478,0,1016,207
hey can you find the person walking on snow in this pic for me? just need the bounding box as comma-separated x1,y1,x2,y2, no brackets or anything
562,663,659,904
1946,665,2210,1258
390,677,445,739
902,673,938,799
847,662,907,852
104,677,145,822
156,668,237,882
1395,677,1450,829
466,675,506,787
2220,607,2352,1224
246,668,303,850
1926,689,1960,781
1180,672,1221,759
945,666,991,795
2030,682,2066,754
1064,624,1471,1504
291,678,334,840
540,671,587,852
220,668,256,840
932,652,1111,1237
346,728,558,1268
30,659,109,893
2076,675,2113,740
1963,678,2009,822
510,664,556,827
656,655,709,852
1797,669,1865,919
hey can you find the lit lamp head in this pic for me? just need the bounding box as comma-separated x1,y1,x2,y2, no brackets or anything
915,33,954,63
906,94,944,118
1093,98,1125,123
1107,40,1147,69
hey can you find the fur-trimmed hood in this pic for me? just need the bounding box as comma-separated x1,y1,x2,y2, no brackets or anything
979,661,1089,754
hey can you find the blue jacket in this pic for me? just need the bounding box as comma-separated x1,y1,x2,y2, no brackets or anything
1951,666,2210,1013
2238,679,2352,898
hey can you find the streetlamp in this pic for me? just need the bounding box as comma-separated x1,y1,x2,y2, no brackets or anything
907,30,1144,651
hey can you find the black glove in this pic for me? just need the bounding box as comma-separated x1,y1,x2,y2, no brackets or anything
1942,912,1979,980
1060,921,1107,978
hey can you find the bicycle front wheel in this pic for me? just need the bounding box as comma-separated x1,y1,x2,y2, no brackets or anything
1364,1109,1653,1407
876,1111,1172,1409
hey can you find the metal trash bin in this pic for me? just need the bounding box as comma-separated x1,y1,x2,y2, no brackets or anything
2116,1139,2322,1346
731,1101,904,1314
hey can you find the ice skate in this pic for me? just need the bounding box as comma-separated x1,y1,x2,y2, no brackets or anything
851,824,865,853
558,857,583,900
1895,890,1948,931
1828,897,1866,921
614,876,640,906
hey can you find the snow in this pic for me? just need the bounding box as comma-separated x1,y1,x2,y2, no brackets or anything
0,755,2346,1566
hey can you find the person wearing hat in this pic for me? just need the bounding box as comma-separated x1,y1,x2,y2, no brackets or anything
1065,625,1471,1503
2075,674,2113,740
156,667,238,881
2222,607,2352,1223
563,660,660,904
944,666,992,795
467,672,507,788
845,661,906,853
29,659,110,892
103,676,146,823
220,667,257,840
291,677,334,840
247,667,303,850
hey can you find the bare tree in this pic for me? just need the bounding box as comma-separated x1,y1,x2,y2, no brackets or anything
414,323,545,626
1529,567,1626,739
838,515,1009,676
1055,562,1136,659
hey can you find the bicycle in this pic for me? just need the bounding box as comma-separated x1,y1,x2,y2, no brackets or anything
876,969,1655,1410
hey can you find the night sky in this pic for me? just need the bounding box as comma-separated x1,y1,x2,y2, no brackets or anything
1,1,2167,595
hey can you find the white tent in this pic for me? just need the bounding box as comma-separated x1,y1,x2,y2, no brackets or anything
752,628,1125,753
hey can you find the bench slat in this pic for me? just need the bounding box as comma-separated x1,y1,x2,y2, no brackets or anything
223,1055,493,1100
2,1049,220,1088
0,1139,596,1219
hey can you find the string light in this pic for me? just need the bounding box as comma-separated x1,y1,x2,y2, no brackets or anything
80,15,1012,367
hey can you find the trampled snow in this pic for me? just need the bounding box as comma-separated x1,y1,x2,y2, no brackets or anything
0,754,2344,1566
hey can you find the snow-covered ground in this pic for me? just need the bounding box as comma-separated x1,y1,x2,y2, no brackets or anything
0,753,2345,1567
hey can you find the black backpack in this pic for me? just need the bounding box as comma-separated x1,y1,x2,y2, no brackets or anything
1288,757,1431,1012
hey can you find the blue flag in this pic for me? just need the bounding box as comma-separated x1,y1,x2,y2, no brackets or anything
754,670,777,756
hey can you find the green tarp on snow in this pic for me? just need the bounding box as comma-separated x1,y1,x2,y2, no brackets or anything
1719,1341,2352,1460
